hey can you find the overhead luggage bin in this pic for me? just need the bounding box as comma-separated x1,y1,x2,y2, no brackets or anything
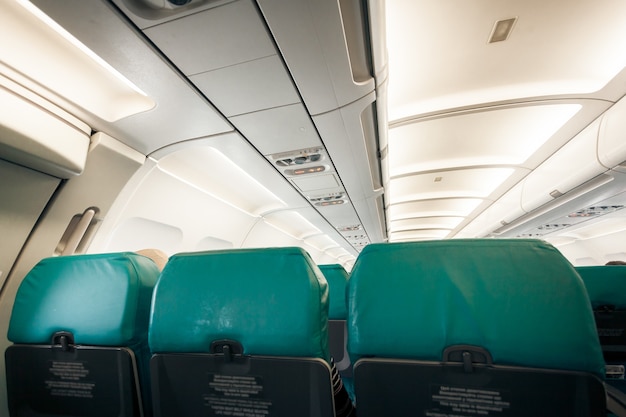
0,78,90,179
599,96,626,173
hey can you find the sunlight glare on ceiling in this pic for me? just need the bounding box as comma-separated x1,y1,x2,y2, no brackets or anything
157,147,286,216
5,0,155,121
388,168,515,204
385,0,626,121
388,104,581,177
388,199,484,220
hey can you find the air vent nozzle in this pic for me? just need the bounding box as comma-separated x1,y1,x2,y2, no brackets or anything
276,153,322,167
310,193,346,203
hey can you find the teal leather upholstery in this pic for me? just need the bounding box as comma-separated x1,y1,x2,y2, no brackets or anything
576,265,626,387
577,265,626,309
348,239,605,378
7,252,160,416
9,253,159,347
149,247,336,417
319,264,349,320
149,247,329,361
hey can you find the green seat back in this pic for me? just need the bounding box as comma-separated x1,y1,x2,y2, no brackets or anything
577,265,626,309
149,247,329,360
7,252,160,416
319,264,349,320
348,239,605,378
9,252,159,348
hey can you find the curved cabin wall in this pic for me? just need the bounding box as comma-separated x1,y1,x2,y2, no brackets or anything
0,67,91,290
0,133,146,415
89,134,358,268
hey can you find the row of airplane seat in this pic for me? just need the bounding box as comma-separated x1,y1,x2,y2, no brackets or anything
5,247,339,417
5,239,612,416
576,265,626,391
149,248,337,416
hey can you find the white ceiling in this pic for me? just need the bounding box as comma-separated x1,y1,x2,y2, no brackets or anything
12,0,626,264
384,0,626,242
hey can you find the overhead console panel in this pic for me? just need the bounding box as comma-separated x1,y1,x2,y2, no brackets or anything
257,0,387,245
110,0,387,252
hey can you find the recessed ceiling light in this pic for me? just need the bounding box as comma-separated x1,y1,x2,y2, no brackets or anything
488,17,517,43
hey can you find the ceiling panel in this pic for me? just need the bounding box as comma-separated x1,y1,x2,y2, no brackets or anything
191,55,300,117
230,103,322,155
143,0,276,76
292,174,340,193
386,0,626,121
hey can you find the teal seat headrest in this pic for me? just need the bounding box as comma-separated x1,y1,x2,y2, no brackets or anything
8,252,160,346
149,247,329,361
348,239,605,378
576,265,626,309
319,264,349,320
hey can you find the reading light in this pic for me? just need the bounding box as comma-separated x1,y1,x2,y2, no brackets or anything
385,2,626,119
4,0,155,121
